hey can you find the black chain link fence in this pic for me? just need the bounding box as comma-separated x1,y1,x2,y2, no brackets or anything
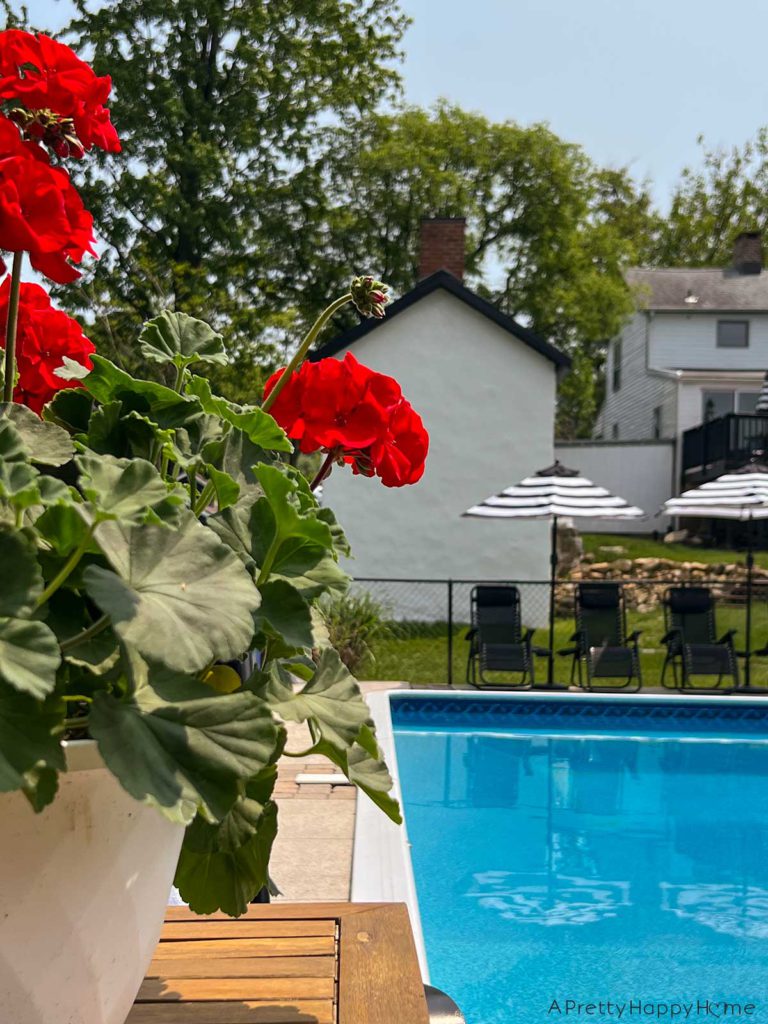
347,577,768,689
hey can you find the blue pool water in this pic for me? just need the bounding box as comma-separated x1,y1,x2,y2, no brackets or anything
392,696,768,1024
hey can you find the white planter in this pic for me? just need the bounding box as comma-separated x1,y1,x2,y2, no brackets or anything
0,740,185,1024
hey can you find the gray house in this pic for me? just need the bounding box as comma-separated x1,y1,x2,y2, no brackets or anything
584,232,768,532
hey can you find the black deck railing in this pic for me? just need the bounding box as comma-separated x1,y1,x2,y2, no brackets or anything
681,413,768,483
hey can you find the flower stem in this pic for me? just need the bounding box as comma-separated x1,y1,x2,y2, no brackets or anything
256,532,282,586
193,480,215,516
35,525,95,609
60,614,110,653
310,450,337,491
262,292,352,413
2,252,24,405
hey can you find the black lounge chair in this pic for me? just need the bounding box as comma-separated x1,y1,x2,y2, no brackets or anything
660,586,738,691
559,582,642,691
465,585,536,688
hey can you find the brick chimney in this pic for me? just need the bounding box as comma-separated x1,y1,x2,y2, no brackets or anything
418,217,465,281
733,231,763,275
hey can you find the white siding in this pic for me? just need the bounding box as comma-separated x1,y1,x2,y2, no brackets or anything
555,441,675,534
319,290,555,613
650,313,768,371
594,313,677,441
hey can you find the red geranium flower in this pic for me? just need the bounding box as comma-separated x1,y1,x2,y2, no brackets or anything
0,30,120,156
0,114,96,282
263,352,428,488
0,278,95,413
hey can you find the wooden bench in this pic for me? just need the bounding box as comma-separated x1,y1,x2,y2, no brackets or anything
126,902,430,1023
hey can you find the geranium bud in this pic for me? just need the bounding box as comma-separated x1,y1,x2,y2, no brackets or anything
350,274,390,319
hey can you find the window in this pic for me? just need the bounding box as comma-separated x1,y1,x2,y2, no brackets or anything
612,339,622,391
737,391,761,414
703,390,734,422
612,422,619,439
652,406,662,439
717,320,749,347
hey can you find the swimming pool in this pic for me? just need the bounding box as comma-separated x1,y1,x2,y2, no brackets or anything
354,692,768,1024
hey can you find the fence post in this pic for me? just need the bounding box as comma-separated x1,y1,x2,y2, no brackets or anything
447,579,454,688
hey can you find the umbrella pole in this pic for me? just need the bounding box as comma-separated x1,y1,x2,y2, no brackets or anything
530,515,568,691
744,517,754,690
548,515,557,687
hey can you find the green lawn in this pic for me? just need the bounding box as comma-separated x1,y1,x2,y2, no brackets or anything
355,533,768,687
582,533,768,569
361,601,768,689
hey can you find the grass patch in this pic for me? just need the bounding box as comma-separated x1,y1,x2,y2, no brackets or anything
582,533,768,569
360,602,768,688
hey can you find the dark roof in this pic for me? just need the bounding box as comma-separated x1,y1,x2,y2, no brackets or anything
626,267,768,312
311,270,570,368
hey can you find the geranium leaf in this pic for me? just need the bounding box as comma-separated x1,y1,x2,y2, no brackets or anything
174,767,280,915
0,403,74,466
36,504,93,557
76,452,181,523
44,388,93,433
23,764,59,812
205,465,240,512
0,618,60,698
0,685,65,793
0,419,41,509
259,648,372,752
89,658,281,824
187,375,291,452
84,355,203,431
85,515,260,673
139,311,228,369
0,529,43,616
315,732,401,823
255,580,313,649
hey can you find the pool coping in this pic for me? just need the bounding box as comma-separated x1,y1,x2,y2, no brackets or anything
352,687,768,982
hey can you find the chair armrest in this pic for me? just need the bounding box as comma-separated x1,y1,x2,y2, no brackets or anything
532,646,551,658
718,629,737,645
465,628,476,643
753,643,768,657
557,646,578,657
628,630,643,642
523,628,536,643
660,629,680,646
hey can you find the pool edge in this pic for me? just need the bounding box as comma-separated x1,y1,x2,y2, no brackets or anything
351,688,430,980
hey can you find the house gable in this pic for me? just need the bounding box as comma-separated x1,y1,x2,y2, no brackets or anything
312,270,570,369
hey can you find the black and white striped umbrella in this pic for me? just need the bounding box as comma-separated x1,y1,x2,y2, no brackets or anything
663,464,768,520
464,461,644,521
663,462,768,690
463,461,643,689
756,372,768,414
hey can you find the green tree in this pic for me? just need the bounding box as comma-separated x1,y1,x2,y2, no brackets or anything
59,0,408,401
655,129,768,266
301,103,658,436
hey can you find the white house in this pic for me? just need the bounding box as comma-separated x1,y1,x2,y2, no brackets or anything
315,219,570,612
589,231,768,532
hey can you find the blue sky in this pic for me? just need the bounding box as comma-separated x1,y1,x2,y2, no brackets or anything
23,0,768,207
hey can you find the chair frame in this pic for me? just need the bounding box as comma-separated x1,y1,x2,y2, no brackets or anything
465,584,535,689
559,582,642,692
660,586,739,692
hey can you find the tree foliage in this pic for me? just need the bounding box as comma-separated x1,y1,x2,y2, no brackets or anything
305,103,658,436
655,130,768,267
60,0,408,399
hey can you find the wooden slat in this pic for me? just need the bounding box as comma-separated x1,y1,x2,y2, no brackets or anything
160,920,336,941
126,1000,334,1023
137,976,334,1002
164,904,349,922
338,905,429,1024
151,937,335,960
147,955,336,980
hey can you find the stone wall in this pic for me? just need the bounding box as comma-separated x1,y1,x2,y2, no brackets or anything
559,556,766,615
